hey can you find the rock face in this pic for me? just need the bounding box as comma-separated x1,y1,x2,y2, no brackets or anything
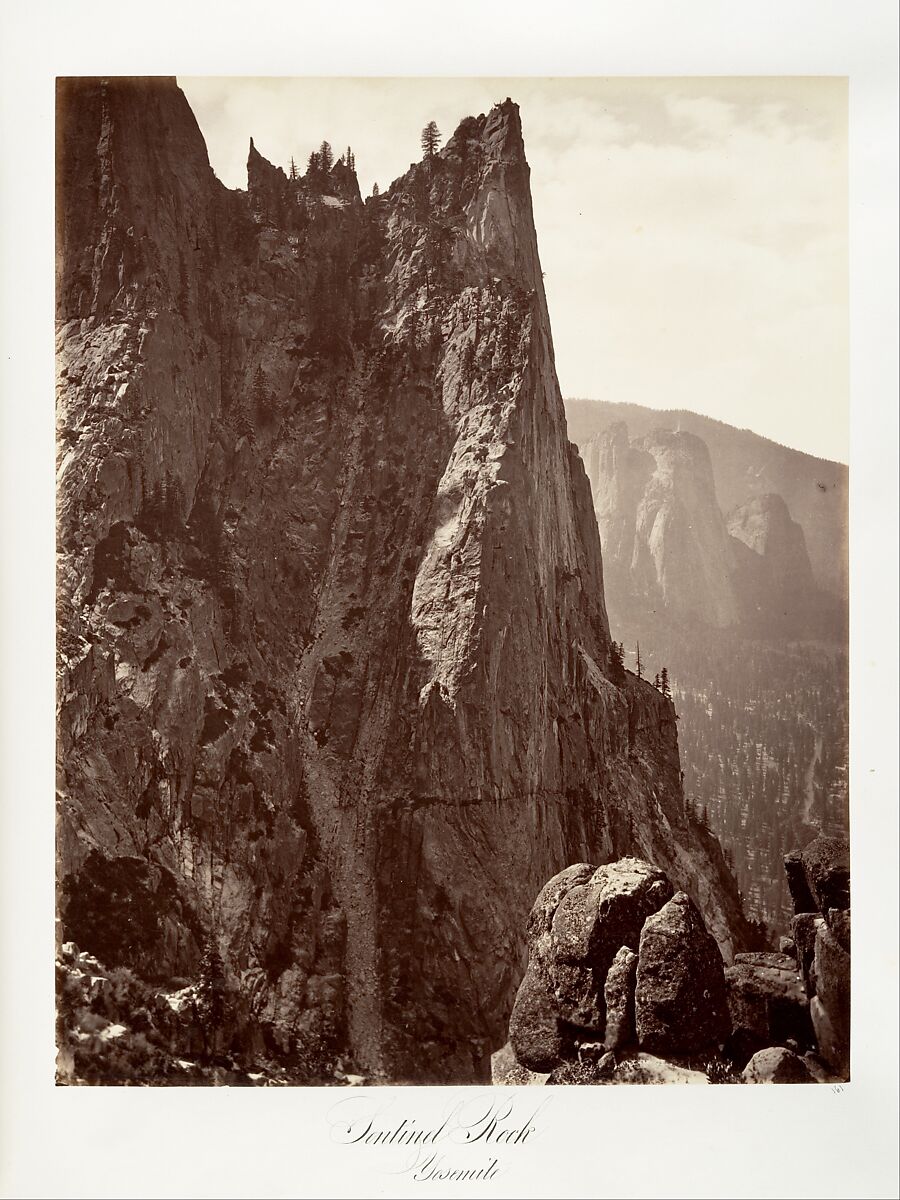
727,493,837,634
634,892,730,1056
786,835,850,1080
583,425,836,635
586,425,740,627
566,398,849,607
742,1046,815,1084
55,78,750,1083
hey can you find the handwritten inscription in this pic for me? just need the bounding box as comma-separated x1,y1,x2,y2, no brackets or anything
327,1094,549,1182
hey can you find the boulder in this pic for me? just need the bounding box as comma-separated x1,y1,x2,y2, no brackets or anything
742,1046,815,1084
490,1042,550,1086
603,946,638,1051
725,958,814,1066
791,912,825,996
634,892,730,1056
508,959,571,1073
801,836,850,914
783,850,816,914
811,923,850,1074
827,907,851,953
814,923,850,1019
810,997,849,1079
613,1053,709,1085
548,858,672,1031
525,863,596,949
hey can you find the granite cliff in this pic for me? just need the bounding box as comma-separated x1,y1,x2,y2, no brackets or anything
56,78,750,1084
567,398,848,609
583,422,839,637
585,424,740,628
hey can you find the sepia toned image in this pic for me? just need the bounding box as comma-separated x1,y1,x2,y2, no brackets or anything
55,75,850,1088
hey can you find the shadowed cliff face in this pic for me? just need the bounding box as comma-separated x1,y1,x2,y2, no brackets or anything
56,78,750,1082
726,493,818,629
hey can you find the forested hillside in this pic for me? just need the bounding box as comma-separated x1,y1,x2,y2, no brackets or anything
616,621,848,935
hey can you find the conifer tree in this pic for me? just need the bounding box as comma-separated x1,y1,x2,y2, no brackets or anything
306,150,320,175
460,339,476,387
195,936,228,1062
420,120,441,158
319,140,334,171
407,305,419,351
654,672,661,691
635,641,643,680
251,365,274,423
371,181,380,197
660,666,671,698
141,478,166,534
289,156,298,182
610,640,626,686
165,472,186,532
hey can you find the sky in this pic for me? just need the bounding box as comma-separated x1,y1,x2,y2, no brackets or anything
180,76,849,464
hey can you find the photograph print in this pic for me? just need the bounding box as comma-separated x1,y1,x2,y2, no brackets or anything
55,75,850,1087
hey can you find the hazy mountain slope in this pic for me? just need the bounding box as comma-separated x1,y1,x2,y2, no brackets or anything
566,399,848,604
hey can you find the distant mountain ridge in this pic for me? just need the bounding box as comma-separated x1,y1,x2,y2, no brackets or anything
565,399,848,606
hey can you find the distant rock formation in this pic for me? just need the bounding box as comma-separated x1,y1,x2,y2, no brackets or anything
727,493,835,633
583,422,839,636
493,849,850,1084
586,425,740,627
55,79,750,1084
566,398,848,608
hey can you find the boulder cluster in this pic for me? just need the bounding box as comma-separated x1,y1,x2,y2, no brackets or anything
783,835,851,1078
493,839,850,1085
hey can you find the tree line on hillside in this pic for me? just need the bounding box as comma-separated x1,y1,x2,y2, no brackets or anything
608,616,849,934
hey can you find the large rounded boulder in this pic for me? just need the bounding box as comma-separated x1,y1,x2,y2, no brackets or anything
635,891,730,1056
549,858,673,1030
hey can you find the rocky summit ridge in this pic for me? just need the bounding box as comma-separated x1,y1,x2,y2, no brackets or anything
56,78,750,1084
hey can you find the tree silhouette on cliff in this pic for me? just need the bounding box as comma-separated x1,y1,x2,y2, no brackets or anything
421,120,441,158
